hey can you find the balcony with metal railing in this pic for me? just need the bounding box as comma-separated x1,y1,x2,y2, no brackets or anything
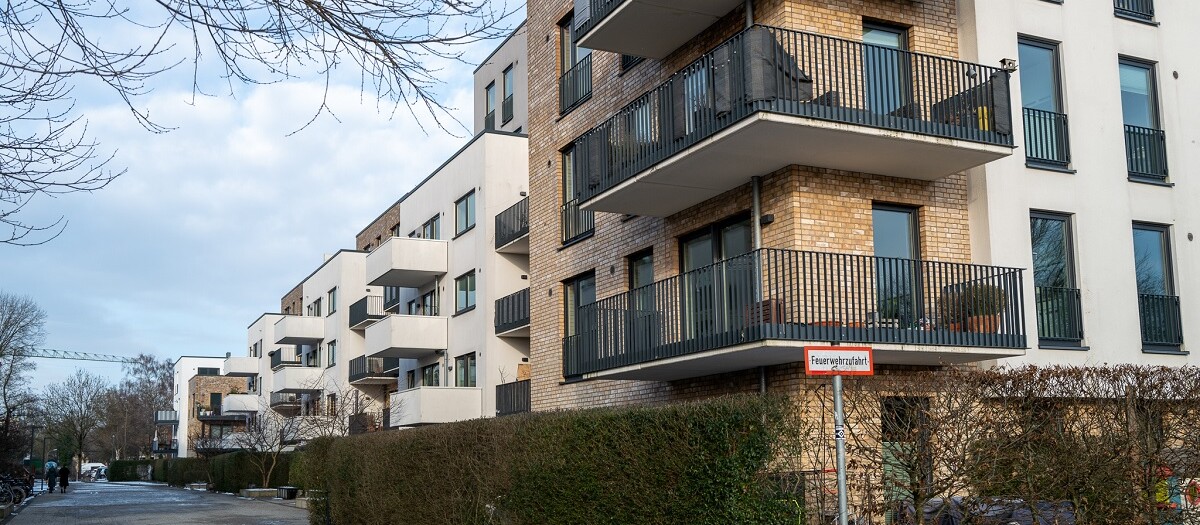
348,356,400,385
269,349,302,371
1114,0,1154,21
154,410,179,425
495,288,531,337
496,380,531,417
573,0,744,59
560,54,592,115
1035,286,1083,347
366,236,448,288
562,248,1027,381
495,196,529,253
349,295,386,330
484,110,496,131
1124,125,1168,182
1139,294,1183,351
152,441,178,454
570,25,1014,217
269,391,302,413
560,199,594,245
1023,108,1071,168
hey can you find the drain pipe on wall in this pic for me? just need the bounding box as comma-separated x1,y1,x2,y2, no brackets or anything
752,175,767,394
745,0,754,29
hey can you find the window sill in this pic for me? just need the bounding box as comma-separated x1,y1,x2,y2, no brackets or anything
452,305,477,317
452,224,476,240
1026,162,1075,174
557,93,592,121
559,231,595,250
1142,346,1187,356
1038,343,1089,351
1128,176,1173,187
1114,11,1159,26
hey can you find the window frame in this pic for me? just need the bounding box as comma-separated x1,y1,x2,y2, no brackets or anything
455,190,477,236
485,82,496,115
563,271,597,337
455,271,477,313
326,340,337,367
455,353,478,387
421,363,441,387
327,287,337,316
1017,36,1065,113
1118,57,1161,130
1132,222,1174,295
1029,211,1077,289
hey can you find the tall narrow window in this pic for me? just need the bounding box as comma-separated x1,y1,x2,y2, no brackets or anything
455,191,476,235
326,340,337,367
1133,223,1181,349
863,23,911,116
1018,38,1070,167
455,271,477,312
1120,59,1167,181
455,353,477,387
872,205,920,327
421,363,440,386
628,250,656,351
502,65,515,123
561,146,593,243
405,370,416,389
417,215,440,240
327,287,337,315
564,271,597,373
680,218,753,339
1030,212,1082,345
484,82,496,130
559,14,592,114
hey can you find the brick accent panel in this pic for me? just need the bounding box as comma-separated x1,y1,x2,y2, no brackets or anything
527,0,969,411
185,375,247,453
355,201,402,252
280,283,303,316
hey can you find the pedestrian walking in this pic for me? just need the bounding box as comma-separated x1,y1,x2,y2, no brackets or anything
46,463,58,493
58,464,69,493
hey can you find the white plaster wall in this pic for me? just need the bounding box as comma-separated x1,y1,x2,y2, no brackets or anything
172,356,226,458
474,22,530,133
959,0,1199,366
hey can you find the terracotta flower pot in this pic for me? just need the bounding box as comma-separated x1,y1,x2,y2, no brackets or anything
967,314,1001,333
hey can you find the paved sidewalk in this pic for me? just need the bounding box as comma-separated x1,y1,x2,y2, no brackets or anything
7,482,309,525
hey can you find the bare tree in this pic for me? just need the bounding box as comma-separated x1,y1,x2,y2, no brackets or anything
1,0,516,244
0,293,43,468
41,369,109,473
228,408,304,489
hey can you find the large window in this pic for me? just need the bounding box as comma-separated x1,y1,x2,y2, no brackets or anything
455,191,476,235
558,13,592,114
502,65,515,123
485,82,496,129
411,215,440,240
1019,38,1070,167
1030,212,1082,345
1132,223,1181,349
1120,60,1159,129
455,353,477,387
421,363,440,387
862,23,911,116
408,289,439,316
455,271,477,312
327,287,337,315
680,218,753,338
560,146,593,243
872,205,920,327
406,370,416,389
564,272,596,338
326,340,337,367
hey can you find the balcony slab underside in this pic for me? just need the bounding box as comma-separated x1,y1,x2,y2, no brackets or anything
274,316,324,345
577,0,744,59
272,366,324,393
366,238,448,288
496,325,530,338
366,315,448,359
496,235,529,254
582,112,1012,217
583,339,1026,382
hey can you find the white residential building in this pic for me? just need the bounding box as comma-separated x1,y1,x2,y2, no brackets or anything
159,356,226,458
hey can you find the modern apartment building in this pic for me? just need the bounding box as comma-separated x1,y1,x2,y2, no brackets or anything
476,20,529,134
156,356,228,458
960,0,1196,365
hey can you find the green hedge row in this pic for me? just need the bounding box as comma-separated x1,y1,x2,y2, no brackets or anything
124,452,294,492
109,459,156,482
210,452,292,493
294,395,798,525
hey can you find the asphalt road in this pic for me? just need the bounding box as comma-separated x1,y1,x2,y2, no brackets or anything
7,482,309,525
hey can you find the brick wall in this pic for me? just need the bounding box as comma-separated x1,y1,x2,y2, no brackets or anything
527,0,969,411
355,201,402,252
185,375,247,452
280,283,303,316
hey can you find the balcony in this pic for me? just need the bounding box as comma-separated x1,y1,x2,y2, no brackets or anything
1139,294,1183,350
563,248,1027,382
222,356,258,377
388,387,483,427
269,391,301,412
365,314,448,359
273,315,324,345
1023,108,1070,168
561,199,594,244
496,380,531,417
574,0,744,59
154,410,179,425
495,288,531,337
495,196,529,253
570,25,1014,217
1114,0,1154,21
348,356,401,385
1035,286,1083,347
269,349,302,370
197,406,246,422
152,441,178,455
272,365,324,393
349,295,386,330
366,236,448,288
1124,125,1168,182
560,54,592,115
502,94,514,124
221,394,262,414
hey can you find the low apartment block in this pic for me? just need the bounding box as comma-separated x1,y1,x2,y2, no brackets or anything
156,356,233,458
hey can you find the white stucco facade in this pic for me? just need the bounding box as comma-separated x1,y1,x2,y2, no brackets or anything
171,356,226,458
958,0,1197,366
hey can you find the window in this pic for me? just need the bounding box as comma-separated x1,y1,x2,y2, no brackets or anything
1120,59,1159,129
390,223,402,237
680,218,753,338
558,13,592,114
629,250,654,290
407,289,439,316
455,353,477,387
1030,212,1083,345
305,346,321,368
485,82,497,129
416,215,440,240
502,65,515,123
564,272,596,337
421,363,441,386
327,287,337,315
1132,223,1181,348
872,205,921,325
306,298,322,317
456,271,477,312
384,286,402,310
326,394,338,417
197,367,220,376
560,146,594,243
455,191,476,235
209,393,222,413
406,370,416,389
1018,38,1069,167
247,376,257,394
881,397,932,507
1115,0,1154,21
250,340,261,358
621,54,644,72
862,23,911,115
326,340,337,367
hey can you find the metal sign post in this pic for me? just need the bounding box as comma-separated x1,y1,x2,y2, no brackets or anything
805,346,874,525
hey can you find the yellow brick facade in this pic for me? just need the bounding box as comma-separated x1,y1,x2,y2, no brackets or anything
528,0,973,411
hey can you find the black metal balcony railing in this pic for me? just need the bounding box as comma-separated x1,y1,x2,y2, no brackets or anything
621,54,645,71
1139,294,1183,348
1124,125,1168,181
1023,108,1071,167
560,54,593,114
502,94,514,123
1114,0,1154,20
484,110,496,131
495,288,531,334
154,410,179,424
563,248,1026,378
495,196,529,249
574,0,619,44
569,25,1012,206
496,380,531,417
153,441,178,454
348,356,400,383
270,392,301,407
408,303,440,317
1035,286,1083,345
561,199,595,244
384,286,403,311
270,349,301,370
349,295,385,328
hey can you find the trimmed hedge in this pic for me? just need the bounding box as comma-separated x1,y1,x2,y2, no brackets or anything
165,457,209,487
210,452,292,493
295,395,798,525
109,459,156,481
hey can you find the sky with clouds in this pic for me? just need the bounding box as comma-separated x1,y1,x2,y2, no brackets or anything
1,4,523,392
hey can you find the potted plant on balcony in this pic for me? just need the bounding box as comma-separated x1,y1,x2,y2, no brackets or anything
937,283,1008,333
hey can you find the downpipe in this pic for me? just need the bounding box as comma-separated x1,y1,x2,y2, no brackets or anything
752,175,766,394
